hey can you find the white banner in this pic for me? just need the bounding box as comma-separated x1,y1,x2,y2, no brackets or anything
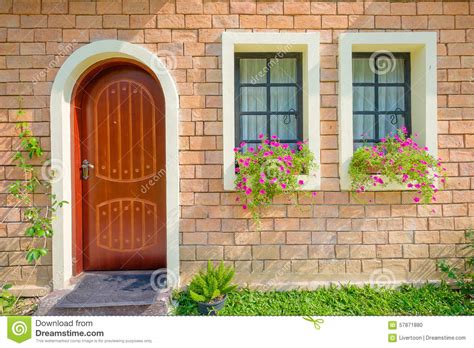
0,316,472,347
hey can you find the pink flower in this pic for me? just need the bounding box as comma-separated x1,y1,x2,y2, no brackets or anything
298,180,304,185
233,147,239,152
240,141,246,147
243,177,247,183
280,183,287,189
259,178,265,184
259,189,266,195
271,135,278,139
248,147,254,152
258,133,264,139
381,138,386,143
312,192,317,197
413,197,420,203
242,204,247,210
235,167,240,173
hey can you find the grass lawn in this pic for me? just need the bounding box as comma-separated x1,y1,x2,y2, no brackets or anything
173,283,473,316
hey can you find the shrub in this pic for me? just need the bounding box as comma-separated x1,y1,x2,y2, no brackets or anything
349,128,446,204
0,284,15,315
188,261,237,303
234,134,317,220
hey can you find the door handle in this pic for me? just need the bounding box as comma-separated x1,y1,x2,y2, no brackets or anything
81,159,94,180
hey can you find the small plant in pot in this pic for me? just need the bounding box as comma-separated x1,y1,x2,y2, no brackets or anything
188,261,237,315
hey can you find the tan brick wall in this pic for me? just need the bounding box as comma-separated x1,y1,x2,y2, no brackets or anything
0,0,473,288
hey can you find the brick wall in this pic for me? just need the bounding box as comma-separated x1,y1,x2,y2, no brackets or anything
0,0,473,289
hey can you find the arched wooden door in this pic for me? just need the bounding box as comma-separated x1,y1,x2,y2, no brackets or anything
78,63,166,271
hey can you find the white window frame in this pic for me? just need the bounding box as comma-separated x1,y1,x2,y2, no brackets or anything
338,32,438,191
222,32,321,191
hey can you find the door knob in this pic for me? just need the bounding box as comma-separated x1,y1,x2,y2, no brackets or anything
81,159,94,180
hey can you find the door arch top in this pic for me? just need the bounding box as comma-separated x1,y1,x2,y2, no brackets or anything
50,40,180,290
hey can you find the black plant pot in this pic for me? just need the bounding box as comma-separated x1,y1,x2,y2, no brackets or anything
197,296,227,316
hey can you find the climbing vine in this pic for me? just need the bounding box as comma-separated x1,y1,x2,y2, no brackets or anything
7,103,67,264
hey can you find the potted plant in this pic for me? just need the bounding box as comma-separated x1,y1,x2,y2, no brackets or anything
234,134,317,221
349,128,446,204
188,261,237,315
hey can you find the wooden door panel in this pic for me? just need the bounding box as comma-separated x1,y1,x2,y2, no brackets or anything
80,64,166,271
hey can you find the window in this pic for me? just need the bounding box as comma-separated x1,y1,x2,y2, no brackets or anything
235,53,303,149
352,52,411,150
338,32,437,191
222,32,320,191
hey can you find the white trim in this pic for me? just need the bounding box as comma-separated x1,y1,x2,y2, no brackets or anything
222,32,321,191
50,40,180,289
338,32,438,191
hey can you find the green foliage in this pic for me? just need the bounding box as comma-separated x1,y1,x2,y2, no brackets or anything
438,230,473,296
349,129,446,204
7,102,67,265
174,283,473,316
188,261,237,303
0,284,15,315
234,136,317,221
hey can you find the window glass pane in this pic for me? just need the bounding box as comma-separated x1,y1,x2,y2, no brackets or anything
378,86,405,112
353,86,375,112
270,114,298,140
270,58,297,83
377,57,405,83
352,57,374,83
270,86,297,112
240,115,267,142
240,87,267,112
240,58,267,84
377,113,406,139
353,114,376,141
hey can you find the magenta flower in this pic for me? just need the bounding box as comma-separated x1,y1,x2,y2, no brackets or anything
312,192,317,197
242,204,247,210
298,180,304,185
233,147,239,152
413,197,420,203
280,183,287,189
271,135,278,139
259,189,266,195
258,133,264,139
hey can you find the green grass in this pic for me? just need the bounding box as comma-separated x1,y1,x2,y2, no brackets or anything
173,283,473,316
